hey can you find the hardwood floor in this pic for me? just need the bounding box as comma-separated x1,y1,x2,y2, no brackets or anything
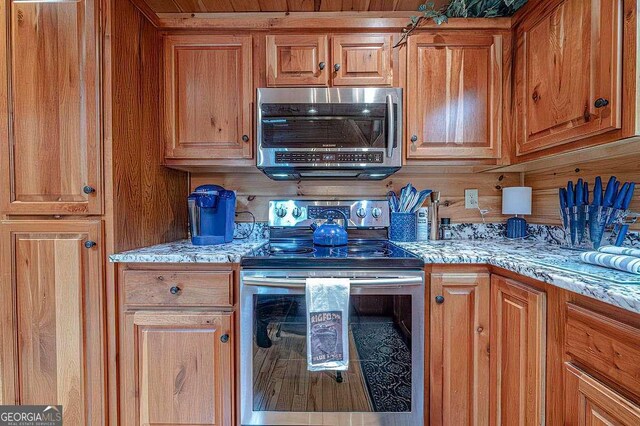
252,325,373,412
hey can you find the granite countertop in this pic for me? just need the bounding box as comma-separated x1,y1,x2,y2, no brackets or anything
109,238,640,314
396,240,640,314
109,239,268,263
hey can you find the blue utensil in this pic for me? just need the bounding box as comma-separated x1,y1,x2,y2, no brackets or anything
615,224,629,246
410,189,432,213
613,182,630,209
559,188,569,228
387,191,399,212
583,181,589,205
593,176,603,206
575,179,584,206
566,182,575,208
623,182,635,210
603,176,617,208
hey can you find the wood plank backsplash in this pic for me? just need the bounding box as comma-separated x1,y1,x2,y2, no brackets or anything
524,154,640,230
191,170,520,223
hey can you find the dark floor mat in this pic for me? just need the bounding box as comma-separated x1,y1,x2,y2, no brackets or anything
351,321,412,412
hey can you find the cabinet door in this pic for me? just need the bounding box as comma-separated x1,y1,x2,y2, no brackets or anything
121,311,233,426
515,0,622,155
331,34,393,86
164,35,253,160
565,363,640,425
266,34,329,86
430,273,490,425
0,220,104,424
490,276,546,426
0,0,101,215
407,33,502,159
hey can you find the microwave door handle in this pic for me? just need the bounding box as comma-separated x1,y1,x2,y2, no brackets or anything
386,94,394,158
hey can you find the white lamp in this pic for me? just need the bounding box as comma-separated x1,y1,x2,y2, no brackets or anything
502,187,532,238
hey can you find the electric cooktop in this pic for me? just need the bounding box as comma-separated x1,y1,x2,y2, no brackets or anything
241,239,424,269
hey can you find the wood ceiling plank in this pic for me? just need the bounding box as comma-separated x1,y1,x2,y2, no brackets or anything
258,0,289,11
342,0,372,11
286,0,315,11
171,0,234,12
140,0,181,13
395,0,426,11
230,0,261,11
319,0,342,11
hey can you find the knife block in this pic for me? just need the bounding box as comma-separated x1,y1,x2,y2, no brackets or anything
561,206,627,250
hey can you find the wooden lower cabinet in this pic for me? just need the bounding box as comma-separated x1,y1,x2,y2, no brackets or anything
0,220,104,424
565,363,640,425
490,275,546,425
430,272,490,425
120,310,234,426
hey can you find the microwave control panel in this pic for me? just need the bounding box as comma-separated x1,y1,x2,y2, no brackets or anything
275,151,384,164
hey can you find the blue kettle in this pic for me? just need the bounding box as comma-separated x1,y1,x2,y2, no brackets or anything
310,209,348,246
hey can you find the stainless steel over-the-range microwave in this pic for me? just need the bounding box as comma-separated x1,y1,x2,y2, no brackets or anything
256,87,402,180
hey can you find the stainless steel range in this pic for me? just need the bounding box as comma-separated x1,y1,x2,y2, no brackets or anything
240,200,424,426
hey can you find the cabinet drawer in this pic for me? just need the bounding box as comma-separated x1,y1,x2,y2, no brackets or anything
565,303,640,399
123,270,233,307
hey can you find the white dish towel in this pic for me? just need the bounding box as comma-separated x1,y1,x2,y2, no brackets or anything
598,245,640,258
306,278,350,372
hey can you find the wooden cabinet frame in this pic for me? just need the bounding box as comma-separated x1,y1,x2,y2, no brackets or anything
0,220,105,423
0,0,102,215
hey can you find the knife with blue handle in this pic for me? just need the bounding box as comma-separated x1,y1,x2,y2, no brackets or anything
559,188,569,228
575,179,584,206
593,176,603,206
566,181,575,208
614,182,630,209
583,181,589,206
603,176,617,208
622,182,635,210
566,181,577,244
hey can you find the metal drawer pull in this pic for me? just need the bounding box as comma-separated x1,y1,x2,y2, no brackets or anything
435,295,445,304
220,334,230,343
170,286,181,295
84,241,96,249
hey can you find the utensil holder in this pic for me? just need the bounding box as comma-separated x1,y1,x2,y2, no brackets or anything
560,206,627,250
390,212,417,242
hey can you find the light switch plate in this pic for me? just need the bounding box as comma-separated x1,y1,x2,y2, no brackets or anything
465,189,479,209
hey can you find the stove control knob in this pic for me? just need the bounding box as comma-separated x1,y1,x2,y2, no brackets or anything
275,206,287,218
356,207,367,218
371,207,382,218
291,207,302,218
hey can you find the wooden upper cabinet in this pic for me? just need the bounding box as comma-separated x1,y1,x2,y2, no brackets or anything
490,276,546,426
430,273,490,425
0,0,102,215
0,221,104,423
331,34,393,86
164,35,253,161
514,0,622,156
266,34,329,86
407,33,502,159
121,311,234,426
565,363,640,425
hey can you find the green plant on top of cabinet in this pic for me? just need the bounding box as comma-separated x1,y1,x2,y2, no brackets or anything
406,32,503,160
514,0,623,156
0,0,102,215
164,35,253,164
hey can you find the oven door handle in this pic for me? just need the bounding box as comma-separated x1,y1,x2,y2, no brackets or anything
242,276,422,288
386,94,395,158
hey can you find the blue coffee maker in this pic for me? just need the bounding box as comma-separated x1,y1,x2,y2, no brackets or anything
188,185,236,245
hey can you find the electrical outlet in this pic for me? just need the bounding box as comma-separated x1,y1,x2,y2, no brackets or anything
465,189,479,209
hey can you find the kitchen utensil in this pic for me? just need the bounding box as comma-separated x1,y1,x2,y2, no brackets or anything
593,176,603,206
603,176,617,207
559,188,569,228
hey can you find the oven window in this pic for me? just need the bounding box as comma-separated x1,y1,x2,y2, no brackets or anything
260,103,396,149
252,294,412,413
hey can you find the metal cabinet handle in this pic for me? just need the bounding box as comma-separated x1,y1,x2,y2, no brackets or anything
220,334,230,343
410,135,418,143
170,286,181,295
594,98,609,108
435,295,445,304
319,62,326,70
84,241,96,249
242,134,249,143
334,63,341,72
83,186,95,194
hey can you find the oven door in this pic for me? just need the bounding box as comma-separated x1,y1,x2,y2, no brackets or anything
240,269,424,426
256,88,402,170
